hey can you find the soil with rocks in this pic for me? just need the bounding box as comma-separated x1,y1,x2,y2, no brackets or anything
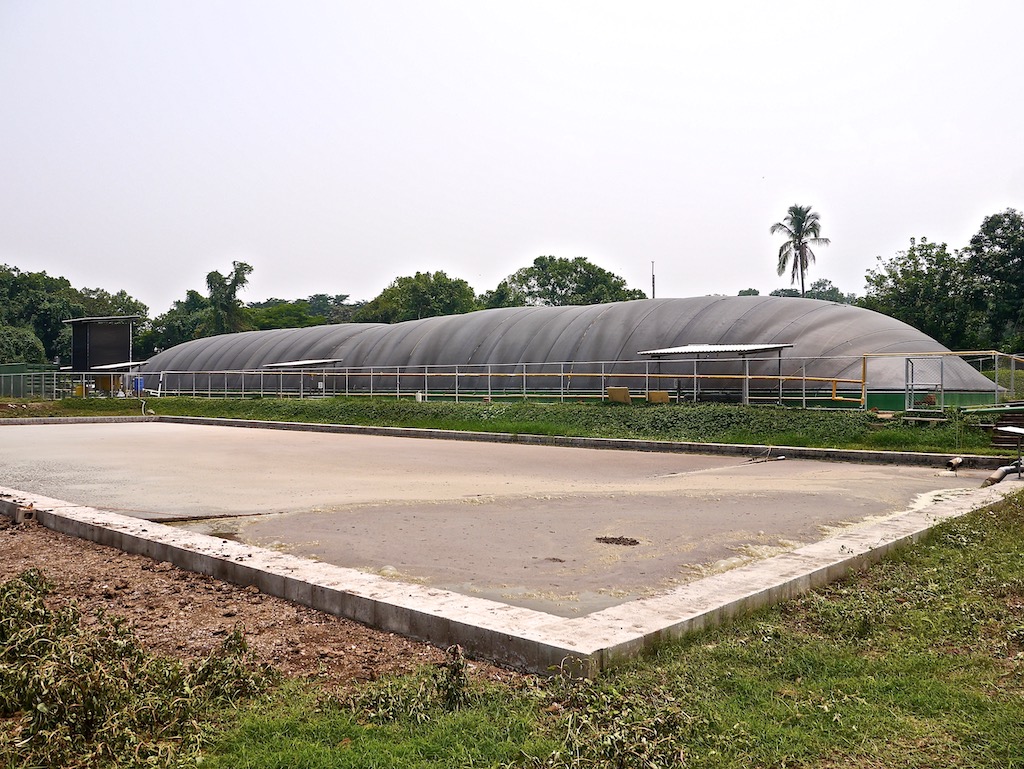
0,517,511,691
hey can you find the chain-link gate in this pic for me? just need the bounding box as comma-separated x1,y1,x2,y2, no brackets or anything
905,357,944,411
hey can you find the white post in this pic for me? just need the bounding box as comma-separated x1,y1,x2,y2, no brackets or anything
742,357,750,405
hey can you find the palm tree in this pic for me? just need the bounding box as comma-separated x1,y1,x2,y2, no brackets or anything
771,205,830,297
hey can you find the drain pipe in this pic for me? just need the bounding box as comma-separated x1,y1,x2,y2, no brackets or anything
981,460,1022,487
986,426,1024,486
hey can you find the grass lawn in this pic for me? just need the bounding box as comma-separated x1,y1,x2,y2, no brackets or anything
7,395,1003,455
204,492,1024,768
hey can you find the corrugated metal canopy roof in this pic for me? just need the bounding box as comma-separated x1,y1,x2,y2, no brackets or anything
261,358,345,368
90,361,142,370
62,315,141,324
639,343,794,356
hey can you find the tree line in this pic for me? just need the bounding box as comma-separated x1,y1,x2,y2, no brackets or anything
0,256,646,363
1,207,1020,365
859,208,1024,352
136,255,645,357
0,268,148,365
754,205,1024,354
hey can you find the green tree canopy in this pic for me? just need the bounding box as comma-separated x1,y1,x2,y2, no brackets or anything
0,265,150,363
304,294,363,323
138,267,367,355
963,208,1024,350
353,271,478,324
136,290,211,358
198,261,253,336
860,237,983,351
248,300,326,330
494,256,645,307
478,280,529,310
803,278,856,304
771,205,830,297
0,326,47,364
78,288,149,320
859,210,1024,353
0,266,80,362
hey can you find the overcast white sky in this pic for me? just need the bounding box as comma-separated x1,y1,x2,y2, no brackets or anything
1,1,1022,316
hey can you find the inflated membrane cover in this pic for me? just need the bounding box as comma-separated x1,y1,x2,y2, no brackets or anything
140,297,994,392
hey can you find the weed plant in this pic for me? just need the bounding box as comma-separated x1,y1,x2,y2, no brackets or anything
0,570,276,769
349,645,474,724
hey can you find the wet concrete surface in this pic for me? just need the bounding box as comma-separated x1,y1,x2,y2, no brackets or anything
2,421,986,615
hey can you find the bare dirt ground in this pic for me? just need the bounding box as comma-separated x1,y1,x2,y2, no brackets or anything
0,516,510,691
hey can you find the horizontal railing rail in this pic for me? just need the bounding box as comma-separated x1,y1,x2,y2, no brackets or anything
1,351,1016,408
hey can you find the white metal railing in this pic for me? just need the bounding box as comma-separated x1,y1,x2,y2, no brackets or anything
0,357,867,406
2,352,1017,408
139,359,869,406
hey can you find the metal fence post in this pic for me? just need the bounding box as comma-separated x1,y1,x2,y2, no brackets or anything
995,353,1001,402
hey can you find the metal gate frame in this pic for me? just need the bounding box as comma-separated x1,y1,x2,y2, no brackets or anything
905,357,944,411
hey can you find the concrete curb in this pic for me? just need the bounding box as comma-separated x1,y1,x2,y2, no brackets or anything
2,481,1017,676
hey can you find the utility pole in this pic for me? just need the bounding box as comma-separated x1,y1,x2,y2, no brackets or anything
651,261,656,299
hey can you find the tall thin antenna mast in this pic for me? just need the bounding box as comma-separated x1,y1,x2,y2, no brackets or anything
651,261,656,299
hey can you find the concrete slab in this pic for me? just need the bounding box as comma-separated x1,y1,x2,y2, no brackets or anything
1,479,1016,676
0,420,995,614
2,418,1019,674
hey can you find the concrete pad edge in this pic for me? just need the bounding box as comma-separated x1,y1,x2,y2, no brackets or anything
3,482,1017,676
